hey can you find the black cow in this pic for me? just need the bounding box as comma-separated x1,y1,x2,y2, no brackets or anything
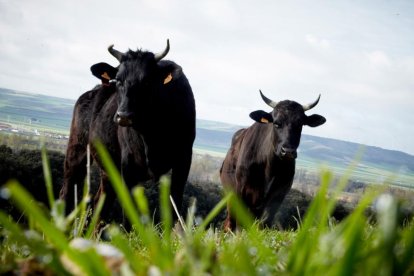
60,40,196,222
220,91,325,230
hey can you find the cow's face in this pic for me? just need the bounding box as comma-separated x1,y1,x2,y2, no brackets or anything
113,52,159,127
250,91,326,160
91,40,172,128
111,41,172,128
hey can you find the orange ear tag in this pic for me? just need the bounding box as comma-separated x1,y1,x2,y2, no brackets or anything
164,73,173,84
101,72,110,80
260,118,269,123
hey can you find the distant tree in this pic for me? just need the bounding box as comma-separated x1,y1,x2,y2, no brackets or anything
0,145,64,221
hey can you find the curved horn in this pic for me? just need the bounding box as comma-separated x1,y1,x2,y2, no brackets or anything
108,44,123,62
154,39,170,62
302,94,321,111
260,90,278,108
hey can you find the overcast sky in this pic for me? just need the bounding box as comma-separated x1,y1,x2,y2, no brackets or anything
0,0,413,155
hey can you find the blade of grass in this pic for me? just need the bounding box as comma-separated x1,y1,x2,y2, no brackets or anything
286,169,333,274
132,186,149,218
94,140,162,258
41,147,54,209
159,176,172,243
107,225,145,273
5,180,108,275
85,193,106,239
226,190,255,230
197,193,232,232
398,219,414,275
171,195,186,234
94,140,140,227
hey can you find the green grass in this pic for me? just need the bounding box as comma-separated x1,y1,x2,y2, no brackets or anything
0,145,413,275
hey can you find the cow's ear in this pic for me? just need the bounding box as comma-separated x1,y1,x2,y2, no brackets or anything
158,61,183,85
249,110,273,124
305,114,326,127
90,63,118,83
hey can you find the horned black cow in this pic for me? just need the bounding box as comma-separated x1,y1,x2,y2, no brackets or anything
60,40,196,222
220,91,326,230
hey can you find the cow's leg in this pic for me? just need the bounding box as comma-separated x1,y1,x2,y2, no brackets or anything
170,146,193,218
60,144,87,213
224,204,237,232
94,171,120,224
261,184,293,227
121,151,149,189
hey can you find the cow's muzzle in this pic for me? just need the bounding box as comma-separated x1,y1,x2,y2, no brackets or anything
114,111,133,127
280,147,297,160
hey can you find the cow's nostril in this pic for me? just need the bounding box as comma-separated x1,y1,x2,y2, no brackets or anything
281,147,287,156
115,111,133,126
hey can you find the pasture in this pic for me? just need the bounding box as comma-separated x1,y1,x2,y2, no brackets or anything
0,146,413,275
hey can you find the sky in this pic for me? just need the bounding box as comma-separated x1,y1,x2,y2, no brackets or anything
0,0,413,155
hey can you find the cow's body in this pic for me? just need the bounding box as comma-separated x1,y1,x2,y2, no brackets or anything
220,91,325,230
60,41,196,222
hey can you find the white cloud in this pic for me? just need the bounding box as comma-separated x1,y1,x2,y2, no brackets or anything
367,50,391,67
305,34,331,50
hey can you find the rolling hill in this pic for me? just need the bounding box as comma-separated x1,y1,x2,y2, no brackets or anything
1,87,413,186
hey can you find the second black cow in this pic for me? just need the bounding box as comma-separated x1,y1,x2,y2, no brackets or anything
60,40,196,222
220,91,326,230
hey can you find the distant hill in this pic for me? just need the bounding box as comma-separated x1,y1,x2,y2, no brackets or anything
0,88,75,132
1,87,414,186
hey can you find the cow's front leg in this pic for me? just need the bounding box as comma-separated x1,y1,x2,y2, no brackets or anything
60,144,87,214
170,147,193,219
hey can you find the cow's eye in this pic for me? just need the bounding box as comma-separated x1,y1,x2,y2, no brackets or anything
274,122,281,129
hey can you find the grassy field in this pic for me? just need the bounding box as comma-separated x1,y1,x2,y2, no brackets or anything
0,146,413,275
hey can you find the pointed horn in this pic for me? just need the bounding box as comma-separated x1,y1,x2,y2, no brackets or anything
302,94,321,111
260,90,278,108
154,39,170,62
108,44,123,62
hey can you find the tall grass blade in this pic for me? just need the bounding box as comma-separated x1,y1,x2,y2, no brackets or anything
107,225,145,273
171,195,186,233
398,219,414,275
185,197,196,233
94,140,162,258
286,169,333,274
226,190,254,229
159,176,172,242
4,180,107,275
85,193,106,239
41,147,54,209
94,140,140,228
197,193,232,232
132,186,149,218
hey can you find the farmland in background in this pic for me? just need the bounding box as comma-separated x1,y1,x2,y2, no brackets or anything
1,87,413,189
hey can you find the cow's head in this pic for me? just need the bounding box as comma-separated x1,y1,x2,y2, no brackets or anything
249,90,326,160
90,40,175,128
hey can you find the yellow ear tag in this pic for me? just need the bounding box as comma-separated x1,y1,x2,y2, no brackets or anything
164,73,173,85
101,72,110,80
260,118,269,123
